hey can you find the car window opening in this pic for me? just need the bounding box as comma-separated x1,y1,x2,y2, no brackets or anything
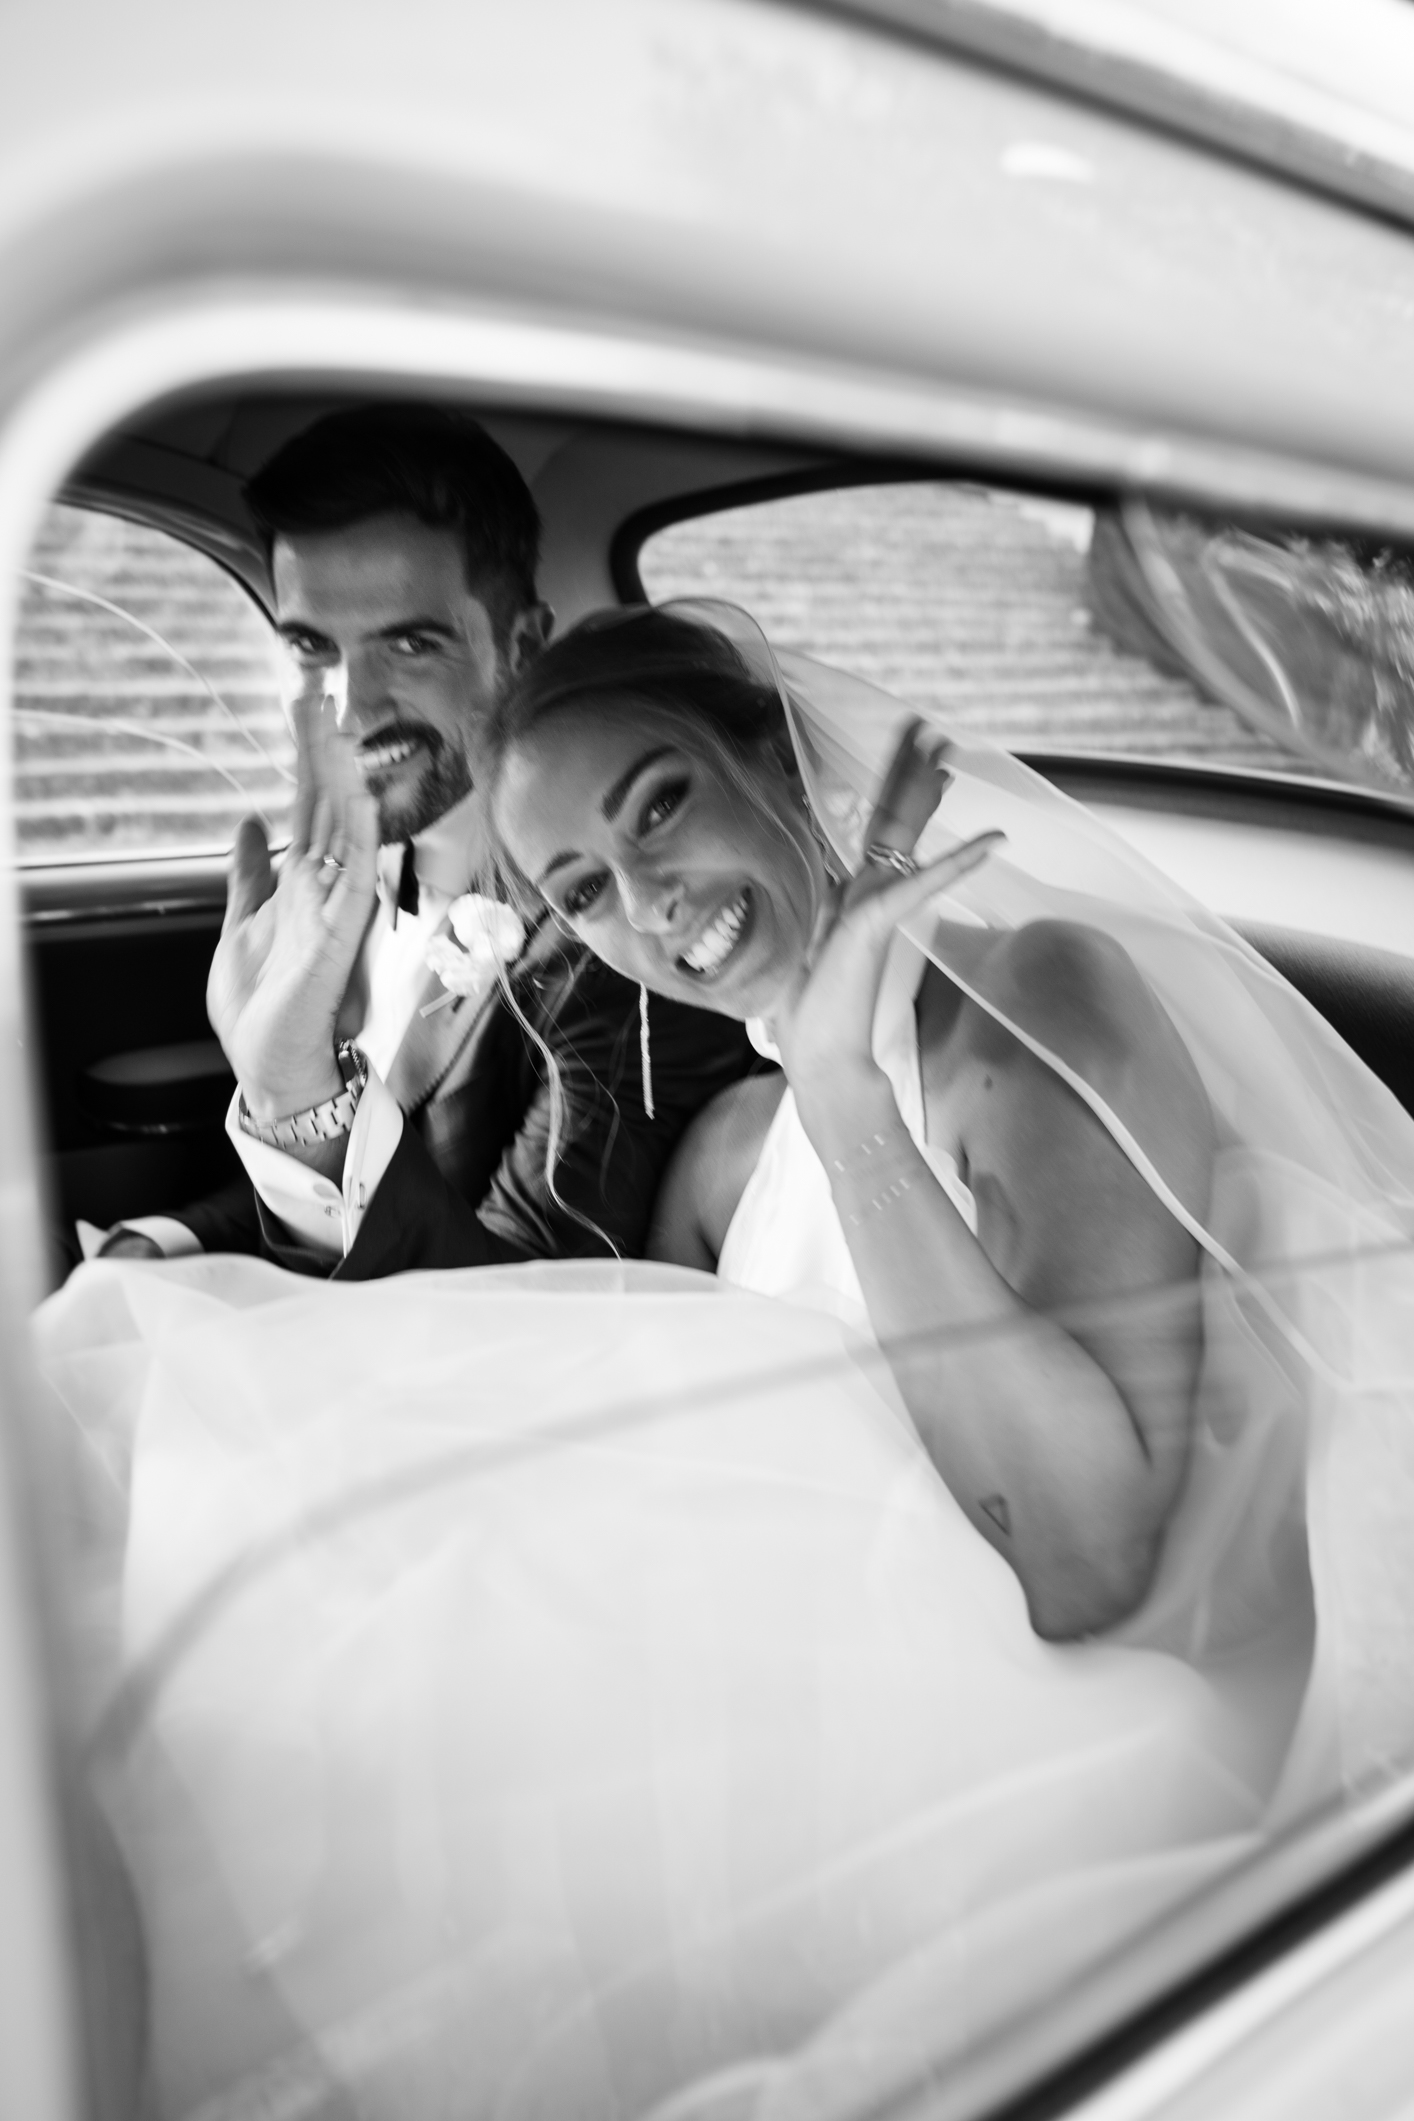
17,425,1414,2121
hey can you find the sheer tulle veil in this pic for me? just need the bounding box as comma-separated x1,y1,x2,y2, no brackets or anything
666,597,1414,1812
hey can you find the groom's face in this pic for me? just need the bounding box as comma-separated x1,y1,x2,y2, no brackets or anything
273,513,543,844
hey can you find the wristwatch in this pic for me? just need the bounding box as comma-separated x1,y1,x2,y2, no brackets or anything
237,1040,369,1150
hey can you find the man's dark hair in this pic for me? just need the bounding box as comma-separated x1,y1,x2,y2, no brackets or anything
245,403,542,644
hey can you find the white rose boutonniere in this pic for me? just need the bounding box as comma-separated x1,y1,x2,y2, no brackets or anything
421,894,527,1016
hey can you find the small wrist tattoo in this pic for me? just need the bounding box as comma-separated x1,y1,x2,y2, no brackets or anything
980,1493,1012,1538
827,1123,919,1227
829,1129,896,1178
844,1171,917,1227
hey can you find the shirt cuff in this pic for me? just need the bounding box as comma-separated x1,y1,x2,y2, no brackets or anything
338,1068,404,1251
224,1070,405,1259
107,1215,204,1259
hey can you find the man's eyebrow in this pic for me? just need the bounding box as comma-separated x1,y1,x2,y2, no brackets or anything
373,616,459,642
536,747,678,890
275,616,460,644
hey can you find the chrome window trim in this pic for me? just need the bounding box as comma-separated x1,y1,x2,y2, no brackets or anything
20,851,233,927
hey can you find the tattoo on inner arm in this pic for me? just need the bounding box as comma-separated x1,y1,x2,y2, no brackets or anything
980,1493,1012,1538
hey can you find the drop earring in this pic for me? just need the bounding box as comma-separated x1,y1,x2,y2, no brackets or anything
639,984,655,1120
800,787,840,878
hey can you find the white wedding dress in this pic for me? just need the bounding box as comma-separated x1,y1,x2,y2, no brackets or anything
32,962,1291,2121
43,1249,1263,2121
32,609,1414,2121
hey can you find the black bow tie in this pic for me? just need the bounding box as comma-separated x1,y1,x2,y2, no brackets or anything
394,840,420,924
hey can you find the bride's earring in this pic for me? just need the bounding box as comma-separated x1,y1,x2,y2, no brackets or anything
639,984,656,1121
799,787,841,880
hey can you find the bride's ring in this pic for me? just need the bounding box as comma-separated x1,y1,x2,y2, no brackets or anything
321,855,345,874
865,843,919,878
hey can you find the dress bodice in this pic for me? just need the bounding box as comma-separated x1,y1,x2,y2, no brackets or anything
717,935,977,1336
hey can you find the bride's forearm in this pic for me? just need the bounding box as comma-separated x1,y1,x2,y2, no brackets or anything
796,1068,1165,1640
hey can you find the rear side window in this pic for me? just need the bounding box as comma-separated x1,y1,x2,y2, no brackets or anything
13,504,292,864
636,482,1409,790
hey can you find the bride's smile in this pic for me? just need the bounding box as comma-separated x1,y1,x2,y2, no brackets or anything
493,697,828,1020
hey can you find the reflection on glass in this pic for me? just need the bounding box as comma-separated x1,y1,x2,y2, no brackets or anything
1116,503,1414,796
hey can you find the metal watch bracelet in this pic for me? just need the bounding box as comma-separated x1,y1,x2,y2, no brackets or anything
237,1040,369,1151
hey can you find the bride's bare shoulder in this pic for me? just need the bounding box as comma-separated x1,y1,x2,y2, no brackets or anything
647,1070,789,1271
955,918,1215,1179
970,919,1173,1076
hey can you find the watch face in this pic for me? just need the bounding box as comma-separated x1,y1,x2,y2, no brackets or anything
336,1040,368,1091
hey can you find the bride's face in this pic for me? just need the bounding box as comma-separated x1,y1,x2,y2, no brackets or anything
494,698,828,1019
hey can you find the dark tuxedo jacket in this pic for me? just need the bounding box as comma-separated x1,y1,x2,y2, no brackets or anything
175,918,755,1279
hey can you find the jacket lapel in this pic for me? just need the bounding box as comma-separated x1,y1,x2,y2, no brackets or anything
382,907,566,1116
382,915,491,1114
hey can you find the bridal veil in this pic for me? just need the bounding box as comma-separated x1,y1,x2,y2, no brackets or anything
675,597,1414,1809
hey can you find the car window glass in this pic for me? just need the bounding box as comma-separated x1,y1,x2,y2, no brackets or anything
638,482,1414,793
13,503,293,864
1113,500,1414,793
22,477,1414,2121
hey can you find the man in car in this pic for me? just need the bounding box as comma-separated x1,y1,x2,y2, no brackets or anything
99,403,753,1275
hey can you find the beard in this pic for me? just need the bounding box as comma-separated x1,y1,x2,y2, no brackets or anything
364,728,475,844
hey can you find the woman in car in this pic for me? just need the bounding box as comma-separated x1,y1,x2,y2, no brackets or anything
484,597,1414,1737
486,602,1232,1644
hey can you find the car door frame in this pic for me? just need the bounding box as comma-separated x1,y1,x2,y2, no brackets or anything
6,8,1414,2111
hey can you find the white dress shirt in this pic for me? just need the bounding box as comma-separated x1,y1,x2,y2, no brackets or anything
116,792,485,1263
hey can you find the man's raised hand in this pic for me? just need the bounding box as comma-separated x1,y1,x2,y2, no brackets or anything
207,680,378,1125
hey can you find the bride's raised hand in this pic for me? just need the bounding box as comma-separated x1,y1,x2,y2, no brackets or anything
207,676,378,1123
772,721,1002,1103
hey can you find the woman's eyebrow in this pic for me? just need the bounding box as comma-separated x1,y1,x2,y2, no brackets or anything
536,746,678,890
601,746,675,823
538,849,580,887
